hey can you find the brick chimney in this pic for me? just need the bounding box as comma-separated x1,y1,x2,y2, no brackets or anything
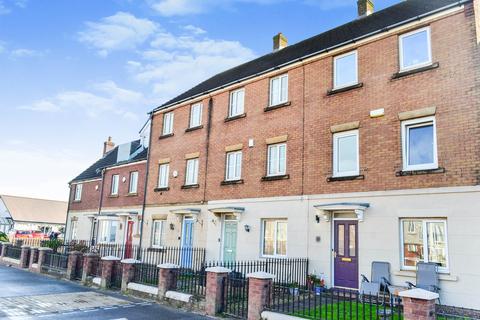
103,136,115,156
273,32,288,51
357,0,374,17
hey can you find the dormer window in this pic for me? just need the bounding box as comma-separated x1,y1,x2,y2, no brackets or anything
399,27,432,71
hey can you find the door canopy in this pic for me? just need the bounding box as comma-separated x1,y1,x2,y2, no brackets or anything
313,202,370,222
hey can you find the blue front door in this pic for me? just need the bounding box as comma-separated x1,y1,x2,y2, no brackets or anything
181,218,194,268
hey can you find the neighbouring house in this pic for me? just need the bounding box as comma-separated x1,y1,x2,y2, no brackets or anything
65,136,148,255
0,195,67,236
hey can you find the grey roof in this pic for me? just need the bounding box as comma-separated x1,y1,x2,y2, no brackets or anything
152,0,467,112
70,140,148,183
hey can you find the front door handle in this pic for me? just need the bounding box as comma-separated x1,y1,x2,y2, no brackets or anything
333,251,337,258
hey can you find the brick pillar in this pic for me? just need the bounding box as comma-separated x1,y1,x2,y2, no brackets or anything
399,288,439,320
66,251,82,280
205,266,231,316
19,245,30,268
100,256,121,289
121,259,140,292
29,247,39,271
82,253,100,283
0,243,11,258
157,263,179,299
246,272,275,320
37,247,53,273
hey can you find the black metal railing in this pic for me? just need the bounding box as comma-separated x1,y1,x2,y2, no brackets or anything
221,275,249,319
139,246,206,271
5,245,22,260
267,285,403,320
174,268,206,298
74,254,84,280
42,252,68,273
133,263,159,286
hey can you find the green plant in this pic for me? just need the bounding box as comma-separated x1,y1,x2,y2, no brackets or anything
42,239,63,252
288,282,299,288
0,232,8,242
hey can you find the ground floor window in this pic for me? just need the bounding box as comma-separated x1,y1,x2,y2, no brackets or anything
98,220,118,243
70,220,78,240
400,218,448,271
262,219,287,257
152,220,165,248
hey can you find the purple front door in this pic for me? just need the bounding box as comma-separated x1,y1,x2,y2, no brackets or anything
334,220,358,289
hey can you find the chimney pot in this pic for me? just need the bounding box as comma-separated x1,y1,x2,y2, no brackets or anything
357,0,374,17
103,136,115,156
273,32,288,52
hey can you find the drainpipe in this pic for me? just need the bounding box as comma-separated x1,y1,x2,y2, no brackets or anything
92,168,106,246
202,97,213,203
64,184,72,241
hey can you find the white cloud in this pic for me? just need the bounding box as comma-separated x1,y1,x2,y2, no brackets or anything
10,48,43,58
148,0,206,16
78,12,158,56
0,0,27,15
0,1,10,14
183,25,206,35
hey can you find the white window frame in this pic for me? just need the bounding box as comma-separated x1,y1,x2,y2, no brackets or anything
158,163,170,188
401,116,438,171
151,220,165,248
333,129,360,177
70,220,78,240
98,219,119,244
189,103,203,128
162,112,174,135
225,151,242,181
269,74,288,107
400,218,449,273
261,219,288,258
111,174,119,195
74,184,82,201
333,50,358,89
229,88,245,118
185,158,199,185
399,27,432,72
267,143,287,177
129,171,138,194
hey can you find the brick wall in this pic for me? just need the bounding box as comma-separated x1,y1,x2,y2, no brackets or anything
69,180,101,211
102,161,147,208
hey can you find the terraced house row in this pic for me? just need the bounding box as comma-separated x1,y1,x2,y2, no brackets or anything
65,0,480,309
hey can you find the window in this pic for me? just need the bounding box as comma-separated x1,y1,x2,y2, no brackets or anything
98,220,119,243
152,220,165,248
399,27,432,71
185,158,199,185
333,130,359,177
229,88,245,117
269,74,288,106
225,151,242,181
262,219,287,257
334,51,358,89
70,220,78,240
129,171,138,194
189,103,203,128
162,112,174,135
400,219,448,271
111,174,119,195
401,116,437,171
74,184,82,201
158,163,169,188
267,143,287,176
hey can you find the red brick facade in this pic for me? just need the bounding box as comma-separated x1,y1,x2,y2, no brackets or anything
69,180,101,211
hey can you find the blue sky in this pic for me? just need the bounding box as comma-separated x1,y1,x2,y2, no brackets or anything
0,0,398,201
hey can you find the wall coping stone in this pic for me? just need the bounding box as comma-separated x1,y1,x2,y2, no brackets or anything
2,257,20,264
261,311,303,320
165,291,193,303
92,277,101,286
83,252,100,257
38,247,53,251
121,259,141,264
101,256,121,261
68,251,83,255
157,263,180,269
128,282,159,295
399,288,439,300
247,272,276,279
205,266,232,273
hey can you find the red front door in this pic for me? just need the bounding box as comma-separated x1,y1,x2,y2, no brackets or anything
334,220,359,289
124,221,134,259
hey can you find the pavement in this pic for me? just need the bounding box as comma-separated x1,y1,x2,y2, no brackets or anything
0,264,210,320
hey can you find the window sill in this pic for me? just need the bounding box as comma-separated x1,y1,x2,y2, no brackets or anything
224,113,246,122
72,200,81,203
327,174,364,182
221,179,244,186
108,195,119,198
391,62,439,80
264,101,291,112
394,270,457,281
154,187,170,192
261,174,290,181
396,167,445,177
327,83,364,96
181,184,200,189
126,193,138,197
159,133,174,140
185,125,203,133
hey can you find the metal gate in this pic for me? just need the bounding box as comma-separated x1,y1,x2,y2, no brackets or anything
221,274,249,318
74,255,84,280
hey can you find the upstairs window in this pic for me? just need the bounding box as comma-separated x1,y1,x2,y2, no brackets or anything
401,116,437,171
269,74,288,106
262,219,287,257
129,171,139,194
399,27,432,71
74,184,82,201
189,103,203,128
185,158,199,185
229,88,245,117
158,163,169,188
267,143,287,176
334,51,358,89
225,151,242,181
333,130,359,177
152,220,165,248
162,112,174,135
111,174,119,195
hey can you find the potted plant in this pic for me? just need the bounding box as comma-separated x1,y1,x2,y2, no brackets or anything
307,274,317,290
314,275,326,295
288,282,300,296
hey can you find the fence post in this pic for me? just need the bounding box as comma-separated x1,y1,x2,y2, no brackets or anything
29,247,39,272
121,258,140,293
37,247,53,273
100,256,121,289
66,251,82,280
246,272,275,320
19,245,30,268
157,263,180,299
82,253,100,283
205,266,231,316
399,288,439,320
0,242,11,259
